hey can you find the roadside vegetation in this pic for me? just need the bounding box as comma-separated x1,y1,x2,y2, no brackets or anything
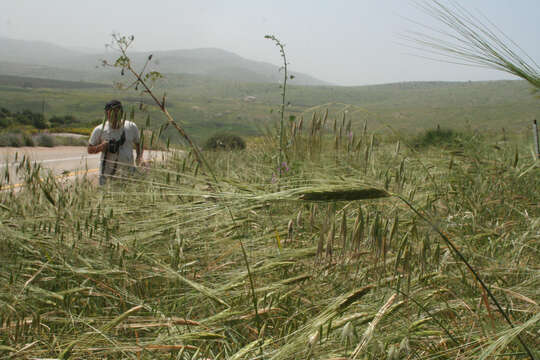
0,107,50,129
0,106,90,147
0,114,538,359
0,131,88,148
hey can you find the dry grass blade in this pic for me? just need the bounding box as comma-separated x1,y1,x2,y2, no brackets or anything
59,305,143,359
116,317,204,330
0,345,16,352
270,285,374,359
84,344,198,352
21,261,49,293
229,339,272,360
478,312,540,360
143,253,230,308
351,293,397,359
491,285,538,307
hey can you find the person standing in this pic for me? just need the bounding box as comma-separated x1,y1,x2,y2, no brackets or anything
88,100,142,185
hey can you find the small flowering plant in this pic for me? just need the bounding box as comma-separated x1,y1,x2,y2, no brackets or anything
271,161,290,183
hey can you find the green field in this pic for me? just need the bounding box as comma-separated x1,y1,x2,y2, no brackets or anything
1,74,539,144
0,74,106,90
0,118,538,358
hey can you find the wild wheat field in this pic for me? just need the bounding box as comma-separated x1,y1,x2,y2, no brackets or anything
0,115,538,359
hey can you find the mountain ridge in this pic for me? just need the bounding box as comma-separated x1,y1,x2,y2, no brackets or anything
0,37,329,86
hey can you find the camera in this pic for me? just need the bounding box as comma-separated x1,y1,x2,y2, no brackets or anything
107,131,126,154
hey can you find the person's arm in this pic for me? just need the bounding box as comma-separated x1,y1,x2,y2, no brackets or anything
87,127,106,154
88,142,107,154
135,142,142,165
133,123,143,165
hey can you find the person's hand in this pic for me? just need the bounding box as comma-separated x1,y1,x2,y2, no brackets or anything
88,141,108,154
136,157,142,166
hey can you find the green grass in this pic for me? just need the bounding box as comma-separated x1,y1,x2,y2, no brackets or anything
1,76,539,144
0,74,107,89
0,116,538,359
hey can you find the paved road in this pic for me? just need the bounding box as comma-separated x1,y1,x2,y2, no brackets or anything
0,146,167,189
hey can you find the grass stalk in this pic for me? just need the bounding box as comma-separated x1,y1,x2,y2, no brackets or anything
394,193,537,360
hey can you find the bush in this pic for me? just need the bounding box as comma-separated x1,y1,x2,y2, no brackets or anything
204,133,246,151
0,133,22,147
16,110,49,129
50,116,65,125
0,117,13,128
50,115,80,125
35,134,56,147
0,131,35,147
32,114,50,129
23,133,35,146
411,127,464,149
0,108,51,129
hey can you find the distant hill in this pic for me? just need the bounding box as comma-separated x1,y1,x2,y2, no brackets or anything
0,37,82,66
0,74,107,89
0,61,118,84
0,37,329,86
134,48,326,85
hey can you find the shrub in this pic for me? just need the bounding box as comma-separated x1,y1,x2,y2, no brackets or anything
23,133,35,146
16,110,49,129
0,108,13,128
411,127,464,149
35,134,56,147
204,132,246,151
1,133,16,147
0,133,19,147
32,115,50,129
49,116,65,125
50,115,80,125
0,117,13,128
0,131,35,147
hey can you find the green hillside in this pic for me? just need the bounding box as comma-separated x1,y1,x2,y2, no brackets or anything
0,74,107,89
0,74,538,143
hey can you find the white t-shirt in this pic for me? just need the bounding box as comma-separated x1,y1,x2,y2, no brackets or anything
89,120,140,177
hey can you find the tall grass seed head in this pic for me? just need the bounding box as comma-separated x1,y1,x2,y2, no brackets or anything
341,321,354,341
308,331,319,347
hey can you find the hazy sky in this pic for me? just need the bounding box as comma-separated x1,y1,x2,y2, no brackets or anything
1,0,539,85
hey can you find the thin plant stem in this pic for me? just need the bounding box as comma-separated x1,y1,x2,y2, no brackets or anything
394,193,536,360
111,34,219,185
265,35,289,181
